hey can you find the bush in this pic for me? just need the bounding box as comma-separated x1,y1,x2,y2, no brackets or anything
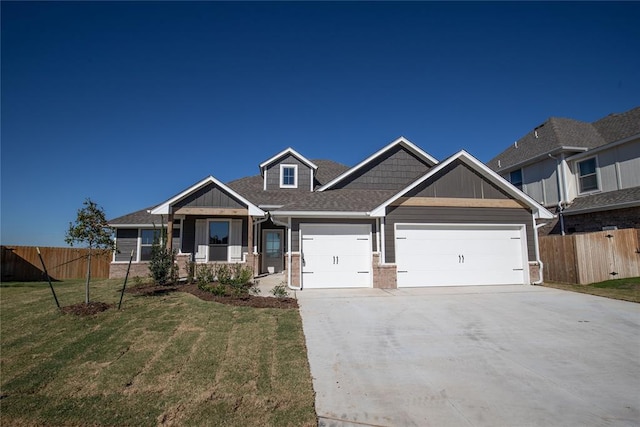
196,264,215,289
149,242,176,285
187,261,196,284
271,283,289,298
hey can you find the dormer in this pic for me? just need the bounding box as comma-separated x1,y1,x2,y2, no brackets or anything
259,148,318,191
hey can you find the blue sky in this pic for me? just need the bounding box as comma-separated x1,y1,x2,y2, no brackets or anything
2,1,639,247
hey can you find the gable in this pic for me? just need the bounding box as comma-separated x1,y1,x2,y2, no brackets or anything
173,182,246,210
264,153,313,191
404,160,512,200
331,144,434,191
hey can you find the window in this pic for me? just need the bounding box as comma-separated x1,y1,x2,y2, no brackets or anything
140,229,161,261
280,164,297,188
509,169,523,190
209,221,229,261
577,158,598,193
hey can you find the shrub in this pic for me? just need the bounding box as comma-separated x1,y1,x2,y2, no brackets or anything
196,264,215,289
149,243,176,285
187,261,196,284
271,283,289,298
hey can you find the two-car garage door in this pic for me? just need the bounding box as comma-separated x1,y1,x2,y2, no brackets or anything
395,224,527,287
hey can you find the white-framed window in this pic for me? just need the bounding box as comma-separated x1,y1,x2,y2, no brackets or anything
280,164,298,188
208,220,230,261
140,229,162,261
577,157,599,193
509,169,523,190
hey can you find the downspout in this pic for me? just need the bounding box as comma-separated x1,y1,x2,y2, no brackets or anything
270,215,300,291
532,219,546,285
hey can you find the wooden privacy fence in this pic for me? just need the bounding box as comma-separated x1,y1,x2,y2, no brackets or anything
539,229,640,284
1,246,111,282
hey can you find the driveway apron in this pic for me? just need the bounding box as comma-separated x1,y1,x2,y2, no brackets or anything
297,286,640,427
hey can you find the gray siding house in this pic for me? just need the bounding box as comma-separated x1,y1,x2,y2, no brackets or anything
109,137,553,288
487,107,640,234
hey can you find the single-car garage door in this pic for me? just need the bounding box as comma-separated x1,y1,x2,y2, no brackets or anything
301,224,372,289
395,223,527,287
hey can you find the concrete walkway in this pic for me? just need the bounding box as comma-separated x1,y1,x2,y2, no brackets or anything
297,285,640,426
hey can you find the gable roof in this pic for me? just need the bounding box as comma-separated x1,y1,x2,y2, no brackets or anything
371,150,554,219
259,147,318,175
488,106,640,173
317,136,438,191
150,175,265,216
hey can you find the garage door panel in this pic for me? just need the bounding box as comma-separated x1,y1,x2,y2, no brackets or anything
301,224,372,289
396,224,526,287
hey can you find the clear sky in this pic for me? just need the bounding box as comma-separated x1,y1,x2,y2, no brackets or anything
2,1,639,247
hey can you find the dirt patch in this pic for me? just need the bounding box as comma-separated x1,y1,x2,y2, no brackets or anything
61,301,113,316
127,284,298,309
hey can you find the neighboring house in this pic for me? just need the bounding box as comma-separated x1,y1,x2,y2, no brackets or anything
487,107,640,234
109,137,553,289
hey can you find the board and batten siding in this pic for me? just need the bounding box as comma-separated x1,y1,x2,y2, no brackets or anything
332,145,432,191
265,154,312,191
407,161,511,200
384,206,535,263
173,182,245,209
585,139,640,194
519,157,560,207
291,218,378,252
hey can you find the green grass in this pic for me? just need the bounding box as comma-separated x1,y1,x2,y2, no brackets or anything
0,279,316,426
543,277,640,303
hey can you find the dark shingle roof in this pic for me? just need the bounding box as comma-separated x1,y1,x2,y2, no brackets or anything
108,207,161,225
563,187,640,215
488,106,640,172
273,189,397,212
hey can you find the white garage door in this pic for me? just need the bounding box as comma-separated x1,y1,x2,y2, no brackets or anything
301,224,372,289
395,224,527,287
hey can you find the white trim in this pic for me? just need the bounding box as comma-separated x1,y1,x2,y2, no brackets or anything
495,146,590,173
259,147,318,171
310,169,314,192
380,216,386,263
317,136,438,192
272,211,370,217
279,164,298,188
370,150,555,220
575,155,601,195
149,175,265,217
263,169,267,191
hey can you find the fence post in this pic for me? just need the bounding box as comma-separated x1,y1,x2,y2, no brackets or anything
36,247,61,310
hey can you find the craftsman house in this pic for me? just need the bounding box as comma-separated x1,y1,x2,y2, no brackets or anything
109,137,553,289
487,107,640,234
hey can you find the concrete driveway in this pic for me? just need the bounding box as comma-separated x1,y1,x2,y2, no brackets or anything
296,285,640,427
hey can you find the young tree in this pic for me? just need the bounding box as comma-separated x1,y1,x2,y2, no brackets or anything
65,198,114,304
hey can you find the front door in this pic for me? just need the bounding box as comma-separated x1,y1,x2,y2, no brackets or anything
262,230,284,274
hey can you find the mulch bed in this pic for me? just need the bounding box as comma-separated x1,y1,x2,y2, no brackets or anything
61,301,114,316
127,283,298,309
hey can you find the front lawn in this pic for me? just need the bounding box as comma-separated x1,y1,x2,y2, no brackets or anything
0,278,316,426
543,277,640,303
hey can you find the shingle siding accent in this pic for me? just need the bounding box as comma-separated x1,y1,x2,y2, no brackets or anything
114,229,138,262
265,154,312,191
384,206,535,263
291,218,377,252
406,161,511,199
332,145,432,191
173,183,245,209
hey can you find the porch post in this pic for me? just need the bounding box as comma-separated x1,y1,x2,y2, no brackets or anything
166,212,174,252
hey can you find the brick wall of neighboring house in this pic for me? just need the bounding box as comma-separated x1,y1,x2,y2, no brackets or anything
372,253,397,289
563,207,640,234
529,262,541,284
291,253,301,288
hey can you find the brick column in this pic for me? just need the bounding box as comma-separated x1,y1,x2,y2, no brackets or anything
372,253,397,289
291,253,301,288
